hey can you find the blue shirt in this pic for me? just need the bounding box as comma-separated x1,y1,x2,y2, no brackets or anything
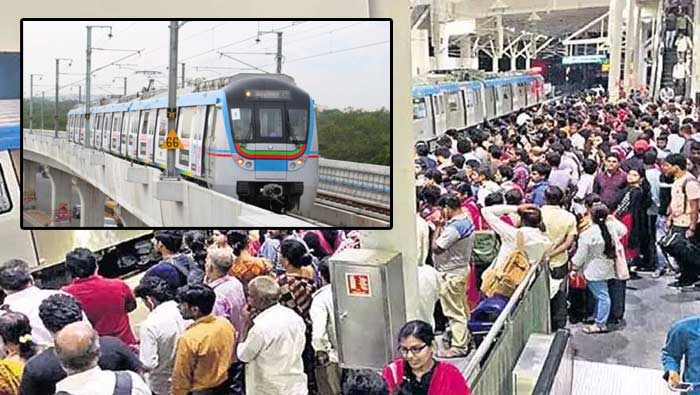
662,316,700,394
530,180,549,207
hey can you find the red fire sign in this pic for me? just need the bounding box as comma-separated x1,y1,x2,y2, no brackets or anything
346,273,371,297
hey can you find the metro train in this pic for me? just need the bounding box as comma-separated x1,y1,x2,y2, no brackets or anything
412,72,546,141
66,73,319,214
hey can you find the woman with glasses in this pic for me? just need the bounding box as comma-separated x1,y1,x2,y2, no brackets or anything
382,320,471,395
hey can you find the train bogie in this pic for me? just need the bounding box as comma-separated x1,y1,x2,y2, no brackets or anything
66,73,319,215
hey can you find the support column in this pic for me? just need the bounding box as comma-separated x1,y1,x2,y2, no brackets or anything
366,0,418,321
624,0,641,92
692,0,700,99
47,168,72,227
638,20,649,92
511,51,518,71
74,180,107,227
117,206,147,227
608,0,625,99
22,160,39,209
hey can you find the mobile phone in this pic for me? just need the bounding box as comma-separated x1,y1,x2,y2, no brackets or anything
671,382,695,392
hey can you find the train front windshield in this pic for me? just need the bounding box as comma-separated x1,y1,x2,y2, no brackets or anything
227,83,311,145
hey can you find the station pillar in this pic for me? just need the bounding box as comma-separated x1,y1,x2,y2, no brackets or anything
624,0,641,92
22,160,39,209
692,0,700,99
366,0,419,321
608,0,625,99
47,168,72,227
74,179,106,227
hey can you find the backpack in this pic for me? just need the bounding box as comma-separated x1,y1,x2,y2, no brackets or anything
472,230,501,267
55,370,132,395
167,254,205,285
480,231,530,298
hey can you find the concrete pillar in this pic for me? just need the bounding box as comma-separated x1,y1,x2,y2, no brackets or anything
117,206,147,227
638,20,649,91
624,0,641,92
47,168,72,227
411,29,430,76
608,0,625,99
366,0,418,321
460,37,476,69
692,0,700,99
511,52,518,71
22,160,39,209
74,180,107,227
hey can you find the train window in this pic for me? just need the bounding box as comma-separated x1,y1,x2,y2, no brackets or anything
259,108,284,138
140,111,150,137
192,106,206,140
0,162,10,215
439,95,446,114
413,98,427,120
178,107,196,139
447,93,460,112
156,109,168,145
112,113,121,149
231,108,253,142
288,109,308,143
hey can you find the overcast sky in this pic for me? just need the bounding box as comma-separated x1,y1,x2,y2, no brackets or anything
22,20,390,110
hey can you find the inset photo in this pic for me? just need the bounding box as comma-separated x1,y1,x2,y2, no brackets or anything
21,19,391,228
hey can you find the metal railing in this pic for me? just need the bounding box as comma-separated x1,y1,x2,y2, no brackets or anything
318,158,391,208
465,260,552,394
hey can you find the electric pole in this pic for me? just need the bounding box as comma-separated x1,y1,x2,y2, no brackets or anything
55,58,72,138
29,74,43,133
85,24,113,149
41,91,45,132
164,21,186,180
180,62,185,88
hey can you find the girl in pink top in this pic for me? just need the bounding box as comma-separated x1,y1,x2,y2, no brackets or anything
382,320,472,395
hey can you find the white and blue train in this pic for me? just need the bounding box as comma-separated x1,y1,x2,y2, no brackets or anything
412,72,546,141
67,73,319,214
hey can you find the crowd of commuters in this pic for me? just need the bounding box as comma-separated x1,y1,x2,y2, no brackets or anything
415,88,700,392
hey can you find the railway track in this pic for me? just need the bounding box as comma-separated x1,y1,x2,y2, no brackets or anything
314,190,390,223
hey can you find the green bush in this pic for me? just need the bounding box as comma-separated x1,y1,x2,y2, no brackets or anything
316,108,390,166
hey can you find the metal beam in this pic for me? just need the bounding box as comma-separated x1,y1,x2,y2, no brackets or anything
563,11,609,43
503,33,527,54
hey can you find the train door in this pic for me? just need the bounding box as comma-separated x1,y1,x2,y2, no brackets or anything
459,88,469,127
254,102,287,180
137,109,152,163
445,91,463,130
127,111,140,159
463,89,474,127
120,112,129,157
111,112,122,154
154,108,168,167
144,109,157,164
189,106,207,177
484,87,496,120
501,84,513,115
412,96,433,140
175,106,195,175
79,116,85,144
102,112,112,151
431,94,446,136
93,114,102,150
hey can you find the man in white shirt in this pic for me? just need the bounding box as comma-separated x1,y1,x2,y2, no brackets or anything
309,259,341,395
0,259,80,347
237,276,307,395
134,276,189,395
54,322,150,395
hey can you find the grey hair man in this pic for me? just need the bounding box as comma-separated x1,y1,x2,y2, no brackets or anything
237,276,308,395
54,322,150,395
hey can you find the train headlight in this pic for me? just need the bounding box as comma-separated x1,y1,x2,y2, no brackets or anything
245,161,252,169
245,91,251,97
237,158,244,165
296,159,303,165
290,162,296,169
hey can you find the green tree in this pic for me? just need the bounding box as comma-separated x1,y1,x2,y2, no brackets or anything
316,108,390,166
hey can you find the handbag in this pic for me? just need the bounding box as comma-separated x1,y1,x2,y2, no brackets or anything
569,271,587,290
481,231,530,298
